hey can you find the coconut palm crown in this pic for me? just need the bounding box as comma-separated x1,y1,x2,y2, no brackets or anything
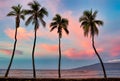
24,1,48,30
79,9,103,37
50,14,69,37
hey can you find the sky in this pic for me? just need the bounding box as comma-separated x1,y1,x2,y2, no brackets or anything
0,0,120,69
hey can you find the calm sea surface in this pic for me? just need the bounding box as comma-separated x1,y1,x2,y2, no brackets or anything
0,70,120,78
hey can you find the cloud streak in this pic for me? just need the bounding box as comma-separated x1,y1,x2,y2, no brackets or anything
64,48,103,59
35,44,58,56
0,48,23,55
107,59,120,63
5,27,33,40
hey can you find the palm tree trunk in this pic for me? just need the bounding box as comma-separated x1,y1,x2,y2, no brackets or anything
32,29,37,78
58,36,61,78
5,28,18,77
5,16,19,77
92,36,107,79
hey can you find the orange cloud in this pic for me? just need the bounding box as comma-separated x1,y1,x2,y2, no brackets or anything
5,27,34,40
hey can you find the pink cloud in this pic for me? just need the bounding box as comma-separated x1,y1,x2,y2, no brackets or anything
59,11,92,50
64,48,103,59
41,44,58,52
5,27,34,40
37,44,58,53
100,37,120,57
35,44,58,56
110,45,120,57
0,42,12,47
0,48,23,55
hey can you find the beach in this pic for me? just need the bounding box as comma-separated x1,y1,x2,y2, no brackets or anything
0,69,120,78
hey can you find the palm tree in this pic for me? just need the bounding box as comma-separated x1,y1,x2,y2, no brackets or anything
24,1,48,78
79,9,107,78
5,4,25,77
50,14,69,78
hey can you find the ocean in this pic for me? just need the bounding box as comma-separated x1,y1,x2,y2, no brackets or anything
0,69,120,78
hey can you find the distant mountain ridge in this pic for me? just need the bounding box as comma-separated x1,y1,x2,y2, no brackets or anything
73,62,120,71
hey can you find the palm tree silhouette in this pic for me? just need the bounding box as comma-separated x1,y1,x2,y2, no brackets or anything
5,4,25,77
24,1,48,78
79,9,107,78
50,14,69,78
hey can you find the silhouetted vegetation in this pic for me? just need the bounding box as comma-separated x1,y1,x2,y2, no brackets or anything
79,9,107,78
24,1,48,78
50,14,69,78
5,4,25,77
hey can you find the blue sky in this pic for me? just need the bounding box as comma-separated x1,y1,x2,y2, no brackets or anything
0,0,120,69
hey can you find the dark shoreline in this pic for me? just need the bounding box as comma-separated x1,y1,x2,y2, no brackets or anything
0,78,120,81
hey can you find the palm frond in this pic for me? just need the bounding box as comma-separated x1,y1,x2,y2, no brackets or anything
63,27,69,34
62,18,68,25
79,16,88,22
38,17,46,27
92,10,98,19
20,9,26,14
50,22,57,27
24,10,33,15
94,20,104,26
25,15,33,26
50,26,57,32
20,15,25,20
53,14,61,23
11,4,22,13
28,1,40,11
83,25,89,37
29,1,40,7
83,10,91,18
12,6,18,12
81,21,89,27
7,11,16,16
39,7,48,16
